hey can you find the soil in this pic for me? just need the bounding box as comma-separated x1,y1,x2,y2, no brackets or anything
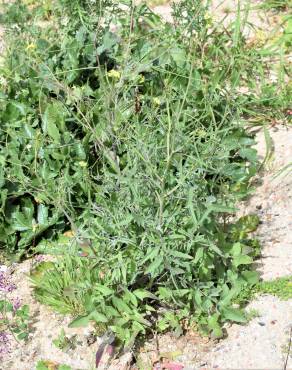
0,1,291,369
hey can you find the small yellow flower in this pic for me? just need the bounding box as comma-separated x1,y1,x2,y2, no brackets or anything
153,97,161,106
197,129,207,137
26,43,36,51
78,161,87,168
63,230,75,238
138,74,145,83
34,197,42,204
204,12,212,25
107,69,121,80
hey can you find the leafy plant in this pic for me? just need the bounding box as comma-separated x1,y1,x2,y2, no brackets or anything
0,0,271,348
234,275,292,304
52,329,77,352
36,360,72,370
259,276,292,300
260,0,291,10
0,270,30,350
0,299,30,342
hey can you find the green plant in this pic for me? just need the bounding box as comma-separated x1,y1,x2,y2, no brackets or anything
36,360,72,370
0,299,30,342
146,0,170,6
259,276,292,300
259,0,291,10
0,0,272,347
52,329,77,352
234,276,292,304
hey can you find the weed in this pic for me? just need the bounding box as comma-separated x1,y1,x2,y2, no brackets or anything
0,270,30,352
235,276,292,304
260,0,291,11
36,360,72,370
259,276,292,300
146,0,170,6
0,0,286,348
52,329,77,352
0,299,30,344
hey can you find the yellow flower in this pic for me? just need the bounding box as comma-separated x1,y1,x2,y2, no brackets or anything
138,74,145,83
34,197,42,204
204,12,212,25
26,43,36,51
196,129,207,137
79,161,87,167
63,230,75,238
153,97,161,106
107,69,121,80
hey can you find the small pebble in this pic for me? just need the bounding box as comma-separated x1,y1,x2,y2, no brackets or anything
0,265,8,273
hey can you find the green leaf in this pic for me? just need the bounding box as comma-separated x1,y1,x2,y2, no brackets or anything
133,289,158,301
207,314,223,338
95,285,114,296
158,287,173,300
233,255,253,268
145,255,163,276
37,204,49,225
124,289,138,307
36,361,49,370
112,297,132,314
96,31,118,54
221,307,247,323
236,215,260,233
69,315,91,328
239,148,257,162
47,121,60,142
90,311,108,323
141,246,160,264
170,47,186,67
42,104,61,142
241,270,259,285
168,250,193,260
17,332,28,340
12,212,32,231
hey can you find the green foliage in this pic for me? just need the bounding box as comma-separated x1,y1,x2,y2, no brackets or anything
260,0,291,10
0,299,30,341
0,0,268,346
52,329,77,352
259,276,292,300
36,360,72,370
235,276,292,304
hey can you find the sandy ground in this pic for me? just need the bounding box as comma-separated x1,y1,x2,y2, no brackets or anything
0,1,291,369
240,127,292,281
